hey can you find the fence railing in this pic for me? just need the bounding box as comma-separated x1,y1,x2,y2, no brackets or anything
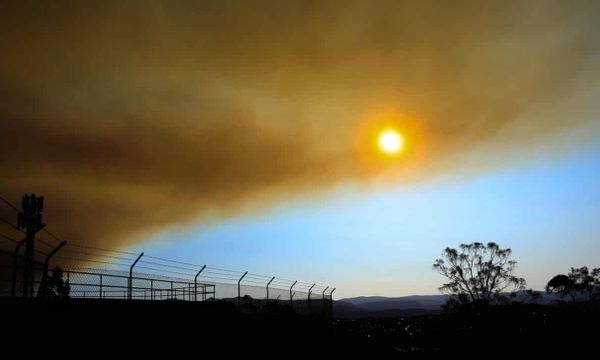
0,192,335,315
65,268,217,301
0,251,334,315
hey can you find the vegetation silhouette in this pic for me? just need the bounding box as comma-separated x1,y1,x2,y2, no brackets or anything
2,246,598,355
37,266,70,298
546,274,574,301
546,266,600,302
433,242,526,308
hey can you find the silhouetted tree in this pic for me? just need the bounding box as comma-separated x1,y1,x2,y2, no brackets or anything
593,268,600,300
568,266,598,300
545,274,574,301
547,267,600,301
433,242,526,307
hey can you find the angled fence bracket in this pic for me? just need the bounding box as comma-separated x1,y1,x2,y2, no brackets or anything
322,286,329,309
194,265,206,301
308,283,316,313
127,252,144,300
289,280,298,308
266,276,275,302
237,271,248,306
329,287,336,316
37,241,67,297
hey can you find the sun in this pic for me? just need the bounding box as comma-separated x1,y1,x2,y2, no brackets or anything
378,129,404,155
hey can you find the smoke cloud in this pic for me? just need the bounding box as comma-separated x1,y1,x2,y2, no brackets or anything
1,1,599,250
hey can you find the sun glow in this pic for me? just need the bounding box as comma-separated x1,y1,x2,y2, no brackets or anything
378,129,404,155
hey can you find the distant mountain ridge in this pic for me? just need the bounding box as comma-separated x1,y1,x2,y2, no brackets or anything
340,295,448,311
335,292,560,318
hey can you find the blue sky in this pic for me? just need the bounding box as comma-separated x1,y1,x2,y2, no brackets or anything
130,141,600,299
1,1,599,302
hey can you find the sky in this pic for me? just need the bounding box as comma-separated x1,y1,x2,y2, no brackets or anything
0,1,599,298
131,139,600,298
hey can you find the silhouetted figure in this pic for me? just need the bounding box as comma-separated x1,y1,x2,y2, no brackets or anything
38,266,70,298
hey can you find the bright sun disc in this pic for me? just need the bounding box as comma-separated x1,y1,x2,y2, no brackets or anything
378,129,404,155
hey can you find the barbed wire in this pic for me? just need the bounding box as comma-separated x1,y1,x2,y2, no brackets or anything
0,232,20,244
0,195,20,212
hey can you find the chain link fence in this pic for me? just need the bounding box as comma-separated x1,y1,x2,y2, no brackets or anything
0,194,334,316
0,250,334,315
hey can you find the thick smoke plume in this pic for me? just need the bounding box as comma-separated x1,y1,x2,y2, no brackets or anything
1,1,598,250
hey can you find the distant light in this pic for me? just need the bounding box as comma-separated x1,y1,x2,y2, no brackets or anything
378,129,404,155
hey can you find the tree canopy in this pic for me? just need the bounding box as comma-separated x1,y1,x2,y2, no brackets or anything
546,266,600,301
433,242,526,306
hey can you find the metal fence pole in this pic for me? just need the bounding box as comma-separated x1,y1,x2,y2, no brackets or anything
289,280,297,308
237,271,248,307
266,276,275,302
11,238,26,297
99,274,103,299
329,288,336,315
38,241,67,297
322,286,329,310
308,283,315,314
127,252,144,300
194,265,206,301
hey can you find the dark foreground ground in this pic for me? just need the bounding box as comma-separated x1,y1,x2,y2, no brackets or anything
2,298,599,357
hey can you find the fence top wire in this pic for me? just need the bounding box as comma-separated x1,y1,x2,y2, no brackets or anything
203,270,241,277
206,266,246,275
59,249,136,263
0,233,50,257
62,266,216,285
0,217,64,251
62,241,138,256
0,232,20,244
0,216,19,230
0,195,19,212
143,254,204,268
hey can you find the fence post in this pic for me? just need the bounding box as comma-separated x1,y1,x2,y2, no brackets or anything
322,286,329,310
194,265,206,301
99,274,103,299
127,252,144,300
266,276,275,302
237,271,248,307
308,283,315,314
11,238,26,297
329,288,336,316
289,280,297,308
37,241,67,297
